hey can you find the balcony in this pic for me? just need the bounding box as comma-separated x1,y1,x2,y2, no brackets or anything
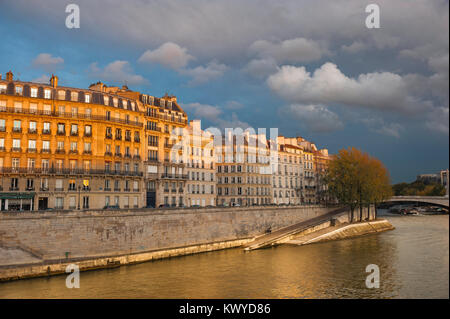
9,187,19,191
54,187,64,192
57,131,65,136
70,131,79,137
114,188,121,192
42,129,51,135
40,149,51,154
105,151,112,156
28,128,37,134
115,135,122,141
12,127,22,133
27,148,37,153
133,155,141,160
84,132,92,138
0,146,6,152
124,188,131,192
11,147,21,152
83,150,92,155
134,137,140,143
0,126,5,132
133,188,140,192
124,153,132,159
104,188,111,192
105,134,112,139
69,150,78,154
55,149,65,154
115,153,122,158
125,136,131,142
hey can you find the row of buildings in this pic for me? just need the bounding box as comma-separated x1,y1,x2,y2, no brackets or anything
0,71,332,211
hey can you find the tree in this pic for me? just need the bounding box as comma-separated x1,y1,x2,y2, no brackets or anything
325,147,392,222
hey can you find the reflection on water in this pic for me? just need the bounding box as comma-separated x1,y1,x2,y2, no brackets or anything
0,213,448,298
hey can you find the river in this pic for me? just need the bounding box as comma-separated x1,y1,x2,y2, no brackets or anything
0,212,448,298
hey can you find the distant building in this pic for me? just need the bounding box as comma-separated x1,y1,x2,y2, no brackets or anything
416,174,440,184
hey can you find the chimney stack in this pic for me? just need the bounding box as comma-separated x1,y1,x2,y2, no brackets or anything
50,74,58,88
5,70,13,81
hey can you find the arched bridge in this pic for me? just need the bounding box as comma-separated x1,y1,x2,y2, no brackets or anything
385,196,449,208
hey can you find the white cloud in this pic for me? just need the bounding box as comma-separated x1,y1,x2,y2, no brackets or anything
243,58,278,79
32,74,50,84
267,62,432,115
32,53,64,72
249,38,326,64
340,41,367,54
88,60,148,86
282,104,343,133
138,42,194,70
426,107,449,135
362,118,404,138
182,102,250,130
179,60,227,85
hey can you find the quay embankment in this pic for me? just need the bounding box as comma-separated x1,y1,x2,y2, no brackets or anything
0,205,340,281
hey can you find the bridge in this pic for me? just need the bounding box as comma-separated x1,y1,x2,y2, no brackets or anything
385,196,449,208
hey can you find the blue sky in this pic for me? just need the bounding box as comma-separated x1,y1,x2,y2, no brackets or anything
0,0,448,183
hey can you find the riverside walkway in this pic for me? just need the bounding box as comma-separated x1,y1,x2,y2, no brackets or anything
243,206,349,251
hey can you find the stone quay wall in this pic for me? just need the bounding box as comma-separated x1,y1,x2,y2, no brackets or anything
0,205,338,280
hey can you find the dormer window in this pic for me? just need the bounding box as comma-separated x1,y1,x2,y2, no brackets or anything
104,95,109,105
122,100,128,109
16,86,24,95
71,91,78,101
160,99,165,107
85,94,91,103
44,89,51,99
113,98,118,107
0,84,7,93
58,90,65,100
131,102,135,111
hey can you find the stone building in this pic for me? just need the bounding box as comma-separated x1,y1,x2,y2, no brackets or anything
271,136,304,205
0,72,145,210
0,71,189,211
216,132,272,206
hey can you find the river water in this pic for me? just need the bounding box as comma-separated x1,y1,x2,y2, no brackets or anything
0,212,448,299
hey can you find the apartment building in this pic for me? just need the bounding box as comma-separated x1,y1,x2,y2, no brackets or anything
139,92,189,208
184,120,216,207
314,149,332,204
271,136,304,205
216,132,272,206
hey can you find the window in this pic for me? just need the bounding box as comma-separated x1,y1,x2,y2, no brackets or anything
84,142,91,152
55,197,64,209
84,125,92,136
71,91,78,101
43,104,51,115
70,124,78,135
14,101,22,112
70,141,77,152
104,96,109,105
12,139,20,149
13,120,21,131
30,87,37,97
28,139,36,150
16,86,23,95
58,90,65,100
0,100,6,111
42,140,50,150
57,123,65,134
44,89,51,99
85,94,91,103
58,105,65,114
85,108,91,118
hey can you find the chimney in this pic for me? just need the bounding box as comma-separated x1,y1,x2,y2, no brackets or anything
5,70,13,81
50,74,58,88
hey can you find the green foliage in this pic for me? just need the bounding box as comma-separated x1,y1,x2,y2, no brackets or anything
392,180,446,196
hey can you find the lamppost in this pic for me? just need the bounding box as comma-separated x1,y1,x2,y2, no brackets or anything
77,185,81,210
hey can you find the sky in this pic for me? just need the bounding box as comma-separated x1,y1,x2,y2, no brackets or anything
0,0,448,183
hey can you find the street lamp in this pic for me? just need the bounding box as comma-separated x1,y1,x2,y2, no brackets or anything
77,185,81,210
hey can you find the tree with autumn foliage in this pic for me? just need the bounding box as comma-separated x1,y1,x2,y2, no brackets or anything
325,147,392,221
